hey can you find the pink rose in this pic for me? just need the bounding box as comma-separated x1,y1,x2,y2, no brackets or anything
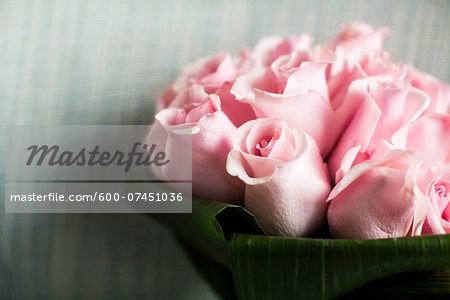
405,66,450,115
239,34,313,72
327,150,427,239
148,91,244,204
269,46,333,101
328,50,405,110
231,47,336,156
328,78,430,183
326,23,392,109
418,168,450,234
157,52,238,111
168,83,256,128
407,114,450,234
226,118,331,237
326,23,389,54
407,113,450,168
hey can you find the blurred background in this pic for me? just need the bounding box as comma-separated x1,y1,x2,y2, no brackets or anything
1,0,449,299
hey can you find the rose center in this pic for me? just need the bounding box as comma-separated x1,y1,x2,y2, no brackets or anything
433,183,449,221
435,185,447,198
256,137,276,157
259,138,270,148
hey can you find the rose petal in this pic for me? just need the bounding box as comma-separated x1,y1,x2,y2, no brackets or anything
328,166,417,239
173,52,238,93
408,114,450,167
406,66,450,115
215,82,256,127
231,68,280,100
243,89,334,157
327,23,389,53
267,128,296,161
250,34,313,67
271,47,336,99
169,84,210,109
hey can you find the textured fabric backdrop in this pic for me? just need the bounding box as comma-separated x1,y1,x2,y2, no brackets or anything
1,0,450,299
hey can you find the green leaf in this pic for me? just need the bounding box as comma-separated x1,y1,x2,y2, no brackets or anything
342,270,450,299
153,198,450,299
229,234,450,299
151,198,264,266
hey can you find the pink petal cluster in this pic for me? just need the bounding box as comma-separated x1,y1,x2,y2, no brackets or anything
151,23,450,239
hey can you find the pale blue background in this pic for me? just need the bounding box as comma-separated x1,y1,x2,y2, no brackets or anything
1,0,450,299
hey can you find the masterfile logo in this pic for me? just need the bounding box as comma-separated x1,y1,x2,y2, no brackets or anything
25,142,170,172
5,125,192,213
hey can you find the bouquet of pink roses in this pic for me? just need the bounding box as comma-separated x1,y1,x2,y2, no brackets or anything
149,23,450,298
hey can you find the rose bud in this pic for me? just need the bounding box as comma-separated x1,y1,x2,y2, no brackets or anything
226,117,331,237
147,90,244,204
327,149,427,240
